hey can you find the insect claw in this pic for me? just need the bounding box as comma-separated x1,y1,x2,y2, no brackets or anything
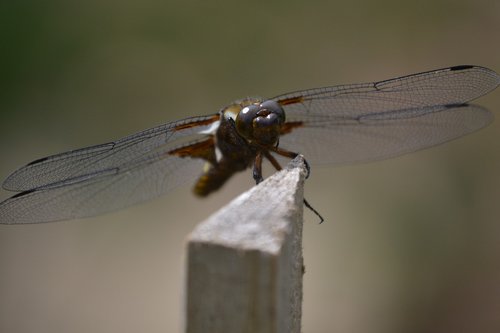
303,158,311,179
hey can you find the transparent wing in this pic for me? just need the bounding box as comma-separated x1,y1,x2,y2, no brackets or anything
0,150,206,224
278,104,492,165
3,114,219,191
274,65,499,164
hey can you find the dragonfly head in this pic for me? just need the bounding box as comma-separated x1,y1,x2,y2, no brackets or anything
235,100,286,146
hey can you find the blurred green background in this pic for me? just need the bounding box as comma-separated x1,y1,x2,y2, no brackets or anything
1,0,499,332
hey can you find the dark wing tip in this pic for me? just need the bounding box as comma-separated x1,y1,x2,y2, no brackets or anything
10,188,36,199
449,65,499,84
2,156,51,191
449,65,475,71
26,156,50,166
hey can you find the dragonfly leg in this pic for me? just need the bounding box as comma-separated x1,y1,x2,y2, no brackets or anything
253,152,264,184
263,150,283,172
269,146,311,178
304,198,324,224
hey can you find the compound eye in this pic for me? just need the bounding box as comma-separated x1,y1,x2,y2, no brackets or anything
235,104,260,140
259,100,285,124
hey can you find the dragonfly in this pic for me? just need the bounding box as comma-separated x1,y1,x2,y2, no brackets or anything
0,65,498,224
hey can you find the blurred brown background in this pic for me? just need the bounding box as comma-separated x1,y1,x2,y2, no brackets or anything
1,1,499,332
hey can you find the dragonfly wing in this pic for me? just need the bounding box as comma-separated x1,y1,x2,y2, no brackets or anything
278,104,492,165
274,66,499,117
0,149,207,224
274,66,498,165
2,114,220,191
